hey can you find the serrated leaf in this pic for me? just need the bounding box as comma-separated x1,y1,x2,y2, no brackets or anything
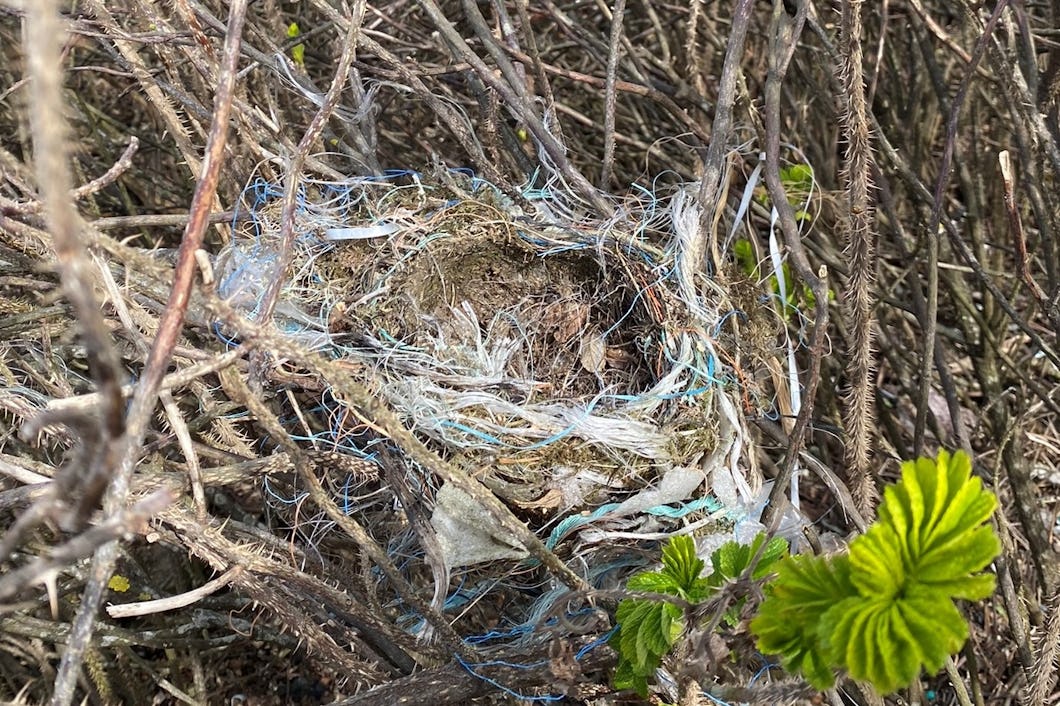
627,570,683,595
613,597,683,684
752,553,854,689
612,657,649,696
826,591,967,693
849,521,906,597
684,578,713,604
661,535,705,594
708,534,788,586
753,450,999,695
711,540,749,580
871,450,999,603
752,535,790,579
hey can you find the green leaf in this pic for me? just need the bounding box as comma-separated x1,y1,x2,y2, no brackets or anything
780,163,814,192
611,535,708,696
286,22,305,67
627,570,683,596
752,553,855,689
708,534,789,585
661,535,705,596
704,535,788,626
752,535,789,580
734,238,758,278
757,449,999,694
825,590,967,693
874,449,1000,602
848,520,907,597
710,540,750,584
612,657,648,696
611,597,683,697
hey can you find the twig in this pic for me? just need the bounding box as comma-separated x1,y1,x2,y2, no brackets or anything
839,0,880,514
944,655,974,706
0,489,174,603
418,0,613,216
1027,586,1060,706
84,0,203,182
106,567,242,618
759,0,829,531
913,0,1009,455
254,5,365,330
598,0,626,188
159,390,206,519
24,0,126,450
499,45,710,143
5,138,140,216
92,211,241,230
48,2,249,704
999,150,1047,304
45,347,244,413
222,368,471,658
694,0,755,282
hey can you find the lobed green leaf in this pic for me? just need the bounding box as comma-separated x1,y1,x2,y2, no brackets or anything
661,535,705,596
627,570,683,596
753,450,1000,694
752,553,854,689
825,591,967,693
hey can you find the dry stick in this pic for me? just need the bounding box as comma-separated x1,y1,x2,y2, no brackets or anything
865,0,889,106
460,0,531,103
866,119,1060,372
47,3,249,705
304,0,503,186
1027,586,1060,706
989,14,1060,184
222,370,469,658
10,0,129,609
912,0,1009,456
107,567,242,619
158,512,400,682
694,0,754,291
84,0,203,181
47,348,245,413
873,169,973,456
512,0,561,135
598,0,626,189
416,0,613,217
92,211,240,230
156,517,391,684
999,150,1047,304
943,656,975,706
500,45,711,144
4,138,139,216
806,13,1021,462
159,390,206,519
254,5,363,330
839,0,879,515
999,47,1060,296
760,0,830,531
0,490,174,603
698,0,826,627
23,0,126,446
994,498,1037,674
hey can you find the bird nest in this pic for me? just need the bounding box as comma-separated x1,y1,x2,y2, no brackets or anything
214,167,783,613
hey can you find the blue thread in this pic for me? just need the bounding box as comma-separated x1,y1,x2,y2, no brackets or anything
576,627,616,659
455,655,561,702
